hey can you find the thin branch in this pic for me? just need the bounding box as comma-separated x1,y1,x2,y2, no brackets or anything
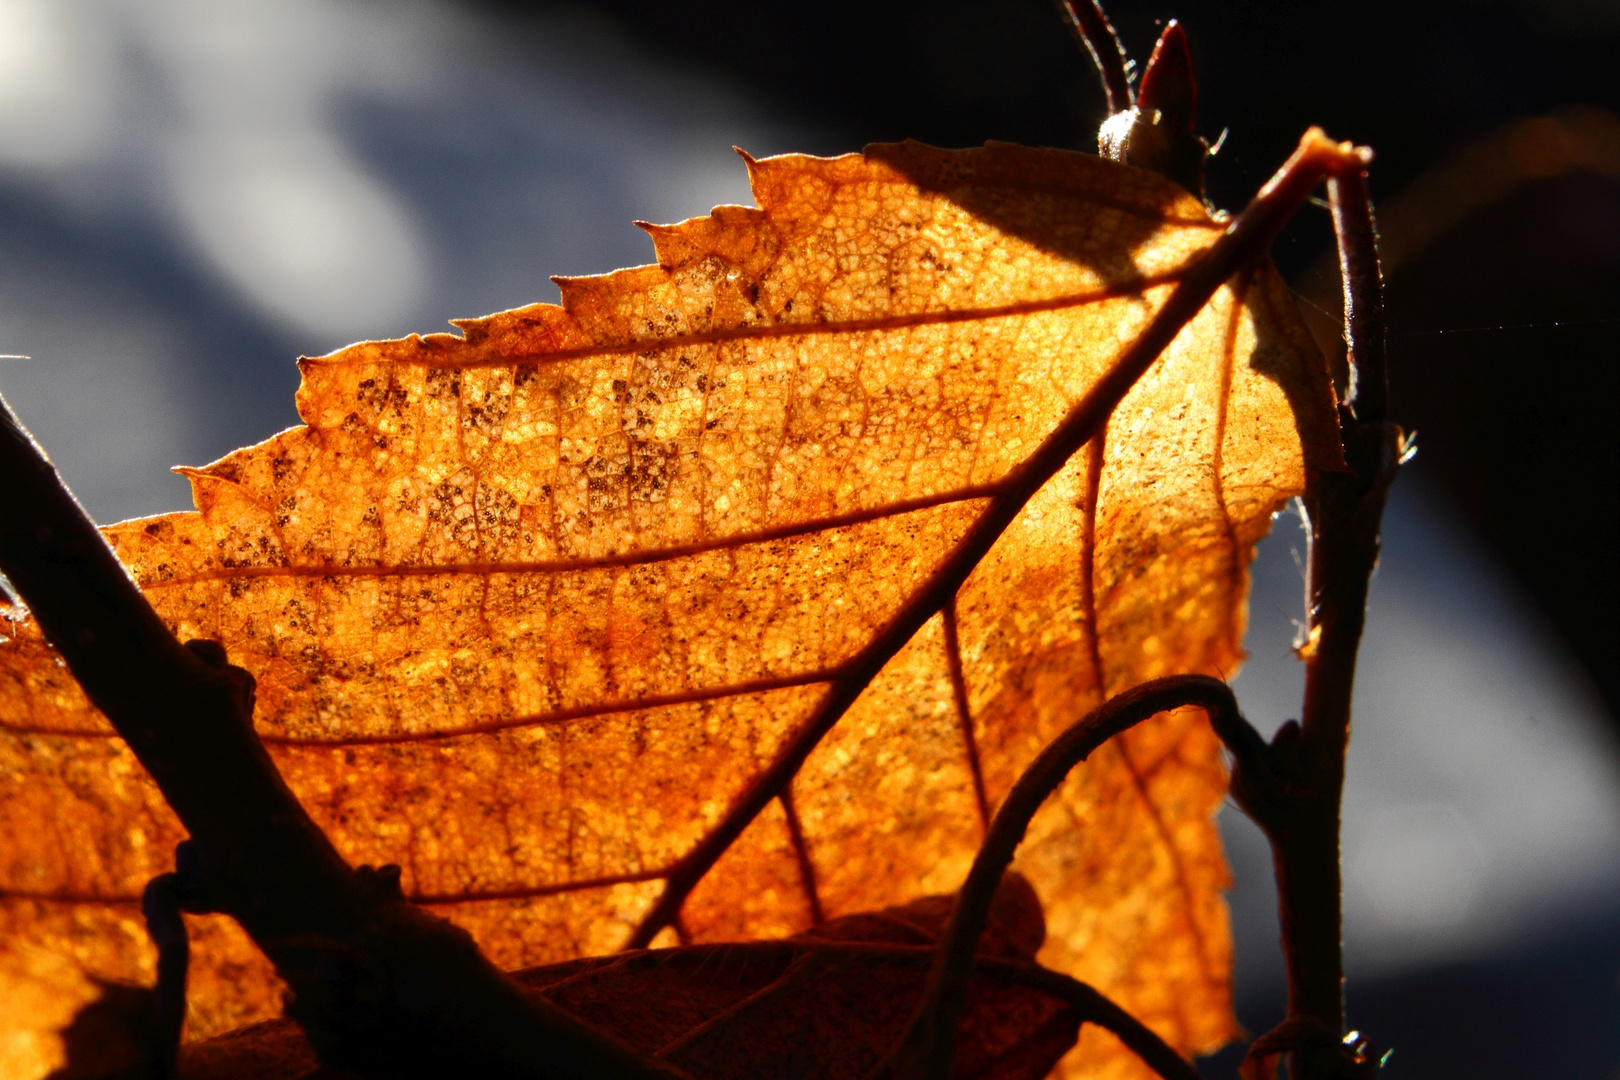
1055,0,1134,113
1233,150,1400,1080
1010,967,1203,1080
141,874,189,1079
627,126,1374,951
878,674,1262,1080
1329,167,1388,424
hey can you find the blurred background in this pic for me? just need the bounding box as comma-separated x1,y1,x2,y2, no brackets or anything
0,0,1614,1074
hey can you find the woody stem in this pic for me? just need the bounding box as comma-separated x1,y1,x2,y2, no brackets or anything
1234,158,1402,1080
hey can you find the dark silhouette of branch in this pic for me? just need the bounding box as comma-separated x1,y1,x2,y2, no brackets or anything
1232,154,1400,1080
878,675,1267,1080
141,873,190,1078
1008,947,1208,1080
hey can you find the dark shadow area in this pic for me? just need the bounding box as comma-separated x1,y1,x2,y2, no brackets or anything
870,139,1206,275
44,980,156,1080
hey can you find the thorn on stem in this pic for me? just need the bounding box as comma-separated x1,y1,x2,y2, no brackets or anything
357,863,405,902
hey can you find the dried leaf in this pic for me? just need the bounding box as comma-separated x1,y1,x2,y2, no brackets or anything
176,876,1078,1080
0,141,1339,1078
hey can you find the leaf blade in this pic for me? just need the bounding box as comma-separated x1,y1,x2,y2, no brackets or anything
0,141,1338,1077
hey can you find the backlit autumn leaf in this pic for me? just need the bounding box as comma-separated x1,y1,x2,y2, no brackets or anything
0,141,1339,1079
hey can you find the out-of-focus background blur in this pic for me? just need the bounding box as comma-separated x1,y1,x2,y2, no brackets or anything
0,0,1614,1074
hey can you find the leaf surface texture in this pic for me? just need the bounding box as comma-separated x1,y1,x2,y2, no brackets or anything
0,141,1338,1078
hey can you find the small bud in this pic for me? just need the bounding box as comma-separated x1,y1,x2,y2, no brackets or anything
1137,21,1196,136
1095,20,1209,196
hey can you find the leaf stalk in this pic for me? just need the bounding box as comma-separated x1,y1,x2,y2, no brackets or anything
880,674,1265,1080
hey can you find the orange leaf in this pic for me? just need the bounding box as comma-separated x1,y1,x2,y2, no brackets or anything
0,141,1339,1078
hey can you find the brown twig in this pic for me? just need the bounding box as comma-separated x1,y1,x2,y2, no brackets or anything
1055,0,1134,114
141,873,190,1079
1330,168,1388,425
878,674,1271,1080
0,399,688,1080
1010,954,1205,1080
0,406,357,933
627,127,1373,950
1230,154,1401,1080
